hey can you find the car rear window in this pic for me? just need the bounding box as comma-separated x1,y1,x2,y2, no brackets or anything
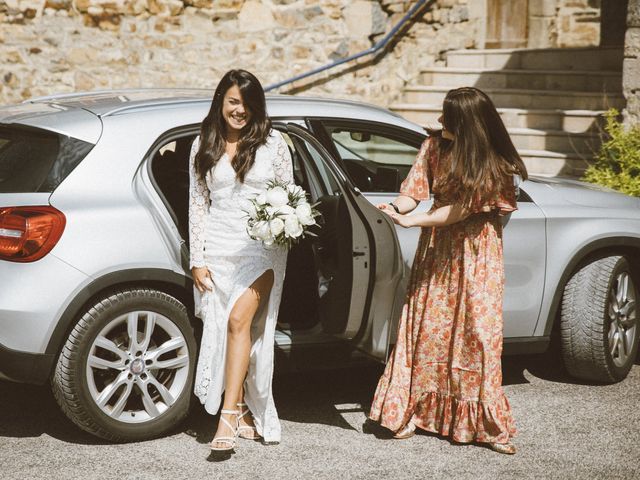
0,125,94,193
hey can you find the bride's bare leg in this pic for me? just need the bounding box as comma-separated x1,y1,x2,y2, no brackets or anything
237,384,256,430
211,270,274,448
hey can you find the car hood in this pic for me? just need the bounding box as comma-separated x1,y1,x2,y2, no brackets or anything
528,176,640,209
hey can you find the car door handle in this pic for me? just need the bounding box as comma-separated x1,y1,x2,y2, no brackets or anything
352,251,366,257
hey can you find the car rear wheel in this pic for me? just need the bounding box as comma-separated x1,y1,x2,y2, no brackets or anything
561,255,639,383
52,289,197,442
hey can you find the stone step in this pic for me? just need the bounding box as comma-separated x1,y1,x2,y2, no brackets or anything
508,128,599,155
519,149,592,177
390,104,605,133
446,46,624,71
420,67,622,93
401,86,625,111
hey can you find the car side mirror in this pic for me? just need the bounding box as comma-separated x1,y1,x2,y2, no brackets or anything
372,167,399,192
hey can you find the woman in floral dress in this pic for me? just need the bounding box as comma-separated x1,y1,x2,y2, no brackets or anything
369,87,528,454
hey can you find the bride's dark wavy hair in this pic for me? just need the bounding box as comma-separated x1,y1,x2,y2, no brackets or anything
428,87,528,208
195,69,271,183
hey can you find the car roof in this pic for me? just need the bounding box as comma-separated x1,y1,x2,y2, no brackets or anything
24,88,403,119
0,89,423,143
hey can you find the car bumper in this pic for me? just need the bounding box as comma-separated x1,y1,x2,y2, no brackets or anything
0,342,54,384
0,253,89,355
503,336,550,355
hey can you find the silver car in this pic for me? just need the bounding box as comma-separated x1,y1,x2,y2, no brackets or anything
0,90,638,442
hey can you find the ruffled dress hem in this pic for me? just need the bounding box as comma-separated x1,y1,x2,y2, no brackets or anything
369,390,517,445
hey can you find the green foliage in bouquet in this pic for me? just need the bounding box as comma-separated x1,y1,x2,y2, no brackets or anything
582,109,640,197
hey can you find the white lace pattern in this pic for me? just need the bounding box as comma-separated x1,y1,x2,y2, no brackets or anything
188,129,293,443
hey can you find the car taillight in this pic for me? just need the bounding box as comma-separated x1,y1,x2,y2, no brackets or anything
0,206,66,262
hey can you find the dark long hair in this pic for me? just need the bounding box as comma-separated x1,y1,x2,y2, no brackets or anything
195,69,271,182
428,87,528,208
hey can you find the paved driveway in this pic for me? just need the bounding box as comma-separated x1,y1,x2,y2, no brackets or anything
1,350,639,480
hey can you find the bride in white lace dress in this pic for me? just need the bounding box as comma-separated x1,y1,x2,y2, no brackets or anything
188,70,293,452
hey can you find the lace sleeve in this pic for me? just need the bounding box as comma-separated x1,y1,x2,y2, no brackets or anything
188,136,210,269
271,131,294,185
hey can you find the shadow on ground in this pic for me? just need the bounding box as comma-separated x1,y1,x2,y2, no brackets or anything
2,345,636,445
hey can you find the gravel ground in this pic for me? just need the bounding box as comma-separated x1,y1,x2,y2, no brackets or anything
1,351,639,480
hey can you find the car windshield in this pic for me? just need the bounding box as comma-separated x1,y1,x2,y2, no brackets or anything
0,125,94,193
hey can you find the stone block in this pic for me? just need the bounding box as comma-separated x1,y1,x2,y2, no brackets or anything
623,58,640,92
67,46,97,63
625,26,640,58
449,5,468,22
628,0,640,27
238,0,275,31
74,70,96,90
344,0,387,38
123,0,146,14
528,15,555,48
5,49,24,63
623,96,640,127
44,0,70,9
529,0,558,17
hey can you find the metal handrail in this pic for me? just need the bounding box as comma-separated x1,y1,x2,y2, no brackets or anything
265,0,431,92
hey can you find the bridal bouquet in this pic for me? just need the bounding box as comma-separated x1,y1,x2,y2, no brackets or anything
242,180,320,249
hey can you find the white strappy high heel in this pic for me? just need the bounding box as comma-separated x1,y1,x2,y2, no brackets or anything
210,409,239,453
237,402,261,440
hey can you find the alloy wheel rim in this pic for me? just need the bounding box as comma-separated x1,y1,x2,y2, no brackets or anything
85,311,190,423
608,271,638,368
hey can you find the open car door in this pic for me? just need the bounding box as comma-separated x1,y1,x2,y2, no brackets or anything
283,124,404,361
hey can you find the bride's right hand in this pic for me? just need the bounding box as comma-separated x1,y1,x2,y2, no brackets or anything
192,267,214,293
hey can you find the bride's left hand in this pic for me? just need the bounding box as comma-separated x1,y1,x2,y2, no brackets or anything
389,212,414,228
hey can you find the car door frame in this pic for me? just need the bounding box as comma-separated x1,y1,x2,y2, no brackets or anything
284,123,404,360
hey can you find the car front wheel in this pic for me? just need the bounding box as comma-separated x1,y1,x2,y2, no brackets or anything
52,288,197,442
560,255,639,383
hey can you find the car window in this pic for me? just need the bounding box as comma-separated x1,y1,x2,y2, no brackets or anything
0,125,93,193
283,131,340,200
149,134,196,239
320,125,420,193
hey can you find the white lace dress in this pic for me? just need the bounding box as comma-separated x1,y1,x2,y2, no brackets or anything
188,129,293,443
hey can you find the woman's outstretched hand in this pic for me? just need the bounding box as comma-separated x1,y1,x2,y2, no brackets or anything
192,266,214,293
388,212,414,228
377,203,395,214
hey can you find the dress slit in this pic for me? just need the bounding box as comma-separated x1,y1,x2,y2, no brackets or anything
196,257,284,443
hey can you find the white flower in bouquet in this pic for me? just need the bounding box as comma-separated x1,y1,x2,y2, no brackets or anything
269,218,285,236
244,180,321,250
275,204,295,216
284,214,303,238
251,221,271,241
266,186,289,208
295,202,315,226
255,191,267,205
287,184,304,197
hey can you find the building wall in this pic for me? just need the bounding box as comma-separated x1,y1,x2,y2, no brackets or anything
0,0,618,108
0,0,484,106
624,0,640,126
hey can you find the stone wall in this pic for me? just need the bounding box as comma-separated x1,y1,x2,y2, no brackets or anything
0,0,480,106
555,0,601,48
624,0,640,126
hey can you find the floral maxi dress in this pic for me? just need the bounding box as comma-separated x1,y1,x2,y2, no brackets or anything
369,138,517,444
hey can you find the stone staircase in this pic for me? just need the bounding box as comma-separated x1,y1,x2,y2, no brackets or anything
390,46,626,177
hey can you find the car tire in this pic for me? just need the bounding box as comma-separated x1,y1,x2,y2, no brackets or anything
52,288,197,442
560,255,639,383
